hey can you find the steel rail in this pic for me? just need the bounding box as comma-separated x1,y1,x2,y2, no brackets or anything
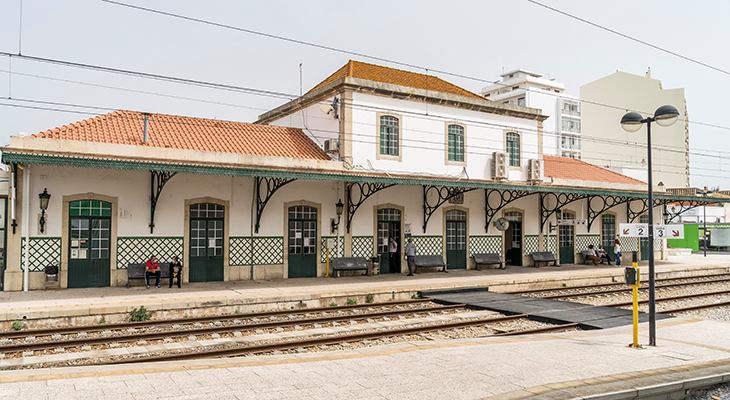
493,322,580,336
506,273,730,295
0,303,465,354
0,299,433,340
606,289,730,308
660,300,730,314
540,277,730,300
95,313,532,365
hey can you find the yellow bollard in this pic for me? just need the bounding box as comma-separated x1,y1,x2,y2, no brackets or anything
325,248,330,277
628,251,642,349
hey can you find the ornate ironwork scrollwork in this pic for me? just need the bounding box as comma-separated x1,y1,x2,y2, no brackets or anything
540,192,589,232
586,195,634,230
255,177,296,233
626,198,671,223
150,170,177,233
423,186,477,232
485,189,533,232
665,200,702,224
345,182,396,233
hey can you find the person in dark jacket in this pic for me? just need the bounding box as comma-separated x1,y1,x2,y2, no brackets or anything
169,256,182,288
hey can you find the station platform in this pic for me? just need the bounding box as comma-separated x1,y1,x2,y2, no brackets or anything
0,253,729,399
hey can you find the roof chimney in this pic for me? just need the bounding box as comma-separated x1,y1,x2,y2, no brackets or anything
645,67,651,78
143,113,149,144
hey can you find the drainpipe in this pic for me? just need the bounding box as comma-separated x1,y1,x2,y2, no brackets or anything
10,165,16,234
143,113,149,143
22,165,30,291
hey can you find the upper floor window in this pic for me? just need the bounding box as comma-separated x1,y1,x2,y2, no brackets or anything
379,115,399,156
562,117,581,133
447,124,465,162
506,132,520,167
517,97,526,106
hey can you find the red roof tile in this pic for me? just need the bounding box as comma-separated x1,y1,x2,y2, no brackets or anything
31,110,331,160
307,60,484,100
543,155,646,185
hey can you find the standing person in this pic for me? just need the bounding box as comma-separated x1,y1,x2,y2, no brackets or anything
145,255,161,289
169,256,182,288
404,237,417,276
388,237,398,273
614,239,622,266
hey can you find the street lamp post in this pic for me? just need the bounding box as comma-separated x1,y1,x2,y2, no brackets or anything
697,187,713,257
621,105,680,347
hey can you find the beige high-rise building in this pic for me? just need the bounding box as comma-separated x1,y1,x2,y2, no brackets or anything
580,70,689,188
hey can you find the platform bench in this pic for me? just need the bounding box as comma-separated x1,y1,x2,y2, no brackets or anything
414,255,447,273
473,253,504,270
331,257,369,277
530,251,557,267
127,263,170,288
580,250,593,265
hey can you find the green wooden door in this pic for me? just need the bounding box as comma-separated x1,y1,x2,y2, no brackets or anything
189,203,224,282
0,198,6,291
68,200,111,288
377,208,401,274
446,210,467,269
558,211,574,264
288,206,317,278
601,215,616,258
505,211,522,266
640,215,650,261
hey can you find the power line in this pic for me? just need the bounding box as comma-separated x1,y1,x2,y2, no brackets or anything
527,0,730,77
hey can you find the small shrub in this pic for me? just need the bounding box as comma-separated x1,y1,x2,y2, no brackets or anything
562,283,567,287
330,302,338,307
11,321,23,331
129,306,153,322
183,313,189,319
366,294,374,303
411,293,421,299
99,316,107,324
234,309,240,314
347,298,357,305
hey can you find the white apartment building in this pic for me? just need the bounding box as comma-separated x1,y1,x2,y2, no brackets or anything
580,70,689,188
480,70,582,159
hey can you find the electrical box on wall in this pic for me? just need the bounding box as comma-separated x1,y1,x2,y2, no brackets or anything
528,159,541,182
492,151,507,180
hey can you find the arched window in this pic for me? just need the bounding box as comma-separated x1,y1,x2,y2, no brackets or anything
447,124,464,162
506,132,520,167
379,115,399,156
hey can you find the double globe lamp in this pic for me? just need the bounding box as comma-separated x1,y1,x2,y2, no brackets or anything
620,105,679,347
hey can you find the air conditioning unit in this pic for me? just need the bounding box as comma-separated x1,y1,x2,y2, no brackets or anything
324,139,339,154
528,159,542,182
492,151,507,180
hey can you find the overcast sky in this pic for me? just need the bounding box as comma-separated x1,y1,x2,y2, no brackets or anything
1,0,728,189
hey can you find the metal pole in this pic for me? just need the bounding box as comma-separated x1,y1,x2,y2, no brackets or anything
646,120,656,346
703,202,707,257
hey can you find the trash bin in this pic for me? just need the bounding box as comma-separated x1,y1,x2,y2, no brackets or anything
45,264,60,290
367,257,380,276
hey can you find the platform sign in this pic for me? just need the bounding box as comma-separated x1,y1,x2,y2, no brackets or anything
654,225,667,239
620,223,648,237
667,224,684,239
558,219,587,226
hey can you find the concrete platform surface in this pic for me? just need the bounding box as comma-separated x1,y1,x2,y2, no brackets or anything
0,253,728,399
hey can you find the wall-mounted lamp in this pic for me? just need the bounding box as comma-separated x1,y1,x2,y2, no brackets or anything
39,188,51,233
331,199,344,233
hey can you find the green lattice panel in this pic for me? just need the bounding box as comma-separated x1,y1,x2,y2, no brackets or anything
229,237,252,266
576,235,600,251
352,236,373,258
468,236,502,257
620,237,639,252
654,239,663,251
117,237,183,269
20,237,61,272
410,236,442,255
545,235,557,253
524,235,540,254
253,237,283,265
320,236,343,262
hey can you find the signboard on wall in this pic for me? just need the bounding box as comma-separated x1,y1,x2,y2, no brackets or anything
619,223,684,239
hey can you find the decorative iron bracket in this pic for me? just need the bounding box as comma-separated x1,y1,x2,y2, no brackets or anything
586,195,634,230
255,177,296,233
345,182,395,233
626,198,671,223
485,189,533,232
150,171,177,233
540,192,589,232
665,201,702,224
423,186,477,232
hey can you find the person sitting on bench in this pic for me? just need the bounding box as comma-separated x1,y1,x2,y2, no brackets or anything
597,245,612,265
585,245,601,265
145,255,161,289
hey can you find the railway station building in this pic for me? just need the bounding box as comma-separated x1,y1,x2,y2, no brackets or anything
0,61,711,291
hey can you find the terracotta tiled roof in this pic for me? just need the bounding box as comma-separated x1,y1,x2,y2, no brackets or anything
31,110,331,160
543,155,646,185
307,60,484,100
